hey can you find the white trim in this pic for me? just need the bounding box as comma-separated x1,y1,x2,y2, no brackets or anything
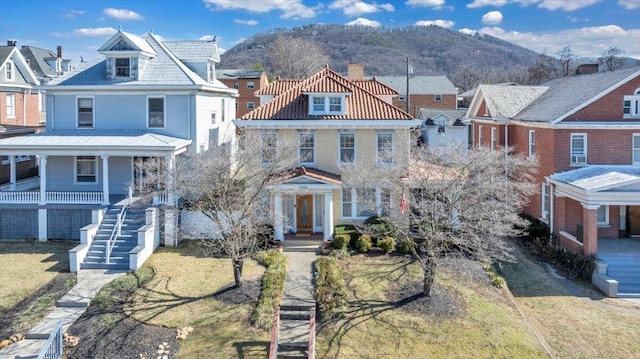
234,119,421,129
528,130,535,158
147,95,166,129
74,155,99,185
597,205,609,226
623,92,640,119
247,101,255,110
490,127,497,150
298,131,316,166
550,68,640,124
4,59,15,81
633,133,640,165
6,93,15,118
308,95,347,115
570,133,587,166
247,81,255,89
541,183,550,220
339,132,356,165
114,57,131,78
76,96,95,129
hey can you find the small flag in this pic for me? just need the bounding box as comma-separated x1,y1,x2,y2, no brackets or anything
401,190,407,214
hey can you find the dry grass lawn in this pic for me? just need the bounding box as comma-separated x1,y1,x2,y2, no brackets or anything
125,241,271,358
317,254,549,359
0,241,75,311
499,241,640,359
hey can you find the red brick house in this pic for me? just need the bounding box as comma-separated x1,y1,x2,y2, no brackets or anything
466,66,640,257
216,69,268,117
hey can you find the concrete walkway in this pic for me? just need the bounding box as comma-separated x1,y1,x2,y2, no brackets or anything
0,269,126,359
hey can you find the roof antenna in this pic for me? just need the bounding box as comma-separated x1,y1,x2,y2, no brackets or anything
118,25,122,31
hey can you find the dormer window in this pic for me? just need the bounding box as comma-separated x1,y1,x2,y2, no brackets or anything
115,58,130,77
309,95,345,115
5,60,14,81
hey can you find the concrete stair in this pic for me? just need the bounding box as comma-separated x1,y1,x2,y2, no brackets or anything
599,254,640,297
80,207,145,270
277,304,315,359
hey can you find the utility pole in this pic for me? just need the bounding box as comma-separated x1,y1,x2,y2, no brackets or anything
405,57,412,115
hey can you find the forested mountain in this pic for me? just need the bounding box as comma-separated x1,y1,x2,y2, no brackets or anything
220,24,540,80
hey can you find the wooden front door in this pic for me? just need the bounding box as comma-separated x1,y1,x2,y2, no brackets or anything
296,195,313,232
630,206,640,236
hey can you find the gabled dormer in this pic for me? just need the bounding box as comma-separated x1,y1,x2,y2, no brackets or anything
98,31,157,81
163,40,220,83
302,75,352,116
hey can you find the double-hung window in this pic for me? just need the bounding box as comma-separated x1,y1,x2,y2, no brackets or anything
597,205,609,226
148,97,165,128
623,88,640,118
77,97,94,128
490,127,497,150
262,131,278,165
478,125,483,147
376,132,393,165
541,184,550,220
435,94,442,101
633,134,640,164
341,188,353,218
247,81,255,89
310,96,344,114
6,94,15,118
312,97,324,112
356,188,376,217
339,132,355,164
570,133,587,166
329,97,342,112
4,60,14,81
299,132,315,165
76,156,97,183
247,102,255,110
528,130,536,157
115,58,130,77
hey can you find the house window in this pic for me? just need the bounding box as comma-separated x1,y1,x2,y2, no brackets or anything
623,88,640,118
148,97,165,128
310,96,344,114
208,63,214,82
478,125,483,147
570,133,587,166
211,111,216,125
77,97,94,128
262,131,277,165
436,119,446,134
528,130,535,157
597,205,609,225
76,156,97,183
356,188,376,217
339,132,355,164
234,82,239,89
380,188,391,216
247,81,255,89
633,134,640,164
329,97,342,112
299,132,315,164
312,97,324,112
235,102,239,109
435,94,442,101
6,94,15,118
342,188,353,218
247,102,255,110
115,58,130,77
541,184,550,220
4,60,14,81
490,127,497,150
376,132,393,165
221,99,226,122
398,95,406,101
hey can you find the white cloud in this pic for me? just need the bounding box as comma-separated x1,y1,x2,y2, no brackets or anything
459,28,478,36
480,25,640,58
233,38,247,45
566,15,589,22
199,35,217,41
329,1,394,16
405,0,445,7
203,0,318,19
537,0,600,11
415,20,455,28
73,27,118,37
234,19,258,25
619,0,640,9
64,9,85,19
103,8,144,21
482,11,504,25
346,17,382,27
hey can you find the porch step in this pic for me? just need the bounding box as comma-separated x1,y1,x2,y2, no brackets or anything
81,262,129,270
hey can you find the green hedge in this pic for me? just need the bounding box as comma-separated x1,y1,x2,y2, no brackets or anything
378,236,396,253
316,256,347,319
252,250,288,330
355,235,373,253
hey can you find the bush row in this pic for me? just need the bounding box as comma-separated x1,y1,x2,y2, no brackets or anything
252,249,287,330
315,256,347,319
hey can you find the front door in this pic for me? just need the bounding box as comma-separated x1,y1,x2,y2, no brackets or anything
297,195,313,232
630,206,640,236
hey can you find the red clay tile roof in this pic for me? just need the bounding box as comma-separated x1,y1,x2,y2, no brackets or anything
255,79,303,95
242,67,412,120
351,78,398,96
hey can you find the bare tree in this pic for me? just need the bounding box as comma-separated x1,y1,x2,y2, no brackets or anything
267,35,330,78
343,144,537,297
452,64,481,93
137,134,299,287
556,45,579,77
599,46,626,71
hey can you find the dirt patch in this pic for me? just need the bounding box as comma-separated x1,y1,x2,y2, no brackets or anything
0,272,75,339
215,279,262,306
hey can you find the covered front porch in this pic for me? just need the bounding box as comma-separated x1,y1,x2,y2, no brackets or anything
598,238,640,296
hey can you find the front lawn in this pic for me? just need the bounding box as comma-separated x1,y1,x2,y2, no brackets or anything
317,253,549,358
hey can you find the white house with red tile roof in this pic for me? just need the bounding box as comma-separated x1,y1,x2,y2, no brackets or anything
235,66,420,240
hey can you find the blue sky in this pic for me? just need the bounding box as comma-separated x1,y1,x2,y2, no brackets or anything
1,0,639,66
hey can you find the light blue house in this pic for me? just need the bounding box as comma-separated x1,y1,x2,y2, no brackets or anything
0,31,237,270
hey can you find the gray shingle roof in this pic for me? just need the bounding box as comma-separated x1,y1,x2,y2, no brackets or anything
418,108,467,121
216,69,264,79
478,84,548,119
369,75,458,95
20,46,58,78
165,41,220,61
0,46,15,68
515,66,640,122
549,165,640,192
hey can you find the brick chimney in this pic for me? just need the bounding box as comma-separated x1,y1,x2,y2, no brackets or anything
347,63,364,80
57,46,62,59
6,40,16,46
576,63,599,75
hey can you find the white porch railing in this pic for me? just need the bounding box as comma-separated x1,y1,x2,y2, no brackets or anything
153,192,176,205
0,191,40,203
0,176,40,191
46,191,103,204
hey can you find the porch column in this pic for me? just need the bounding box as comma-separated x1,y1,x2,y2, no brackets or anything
166,154,175,204
582,203,599,255
324,191,334,240
39,155,47,205
101,155,110,205
274,192,284,241
9,155,16,190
